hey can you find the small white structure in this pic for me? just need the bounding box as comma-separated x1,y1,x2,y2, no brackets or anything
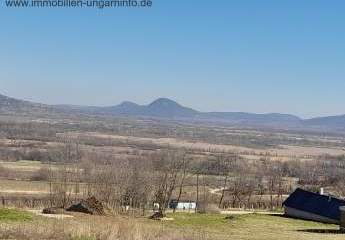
169,200,196,211
153,203,160,210
320,188,324,195
176,202,196,210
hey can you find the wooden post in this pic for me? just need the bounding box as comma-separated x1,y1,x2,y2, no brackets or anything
195,173,199,213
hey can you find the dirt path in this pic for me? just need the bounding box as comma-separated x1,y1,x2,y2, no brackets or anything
209,187,225,195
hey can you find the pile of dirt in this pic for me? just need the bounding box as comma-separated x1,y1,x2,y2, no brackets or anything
149,211,165,220
42,207,65,215
66,196,105,215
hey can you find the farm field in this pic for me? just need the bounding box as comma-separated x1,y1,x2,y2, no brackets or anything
0,160,47,172
63,131,345,160
0,179,49,194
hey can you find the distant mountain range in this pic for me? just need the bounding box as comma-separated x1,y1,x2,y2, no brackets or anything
0,93,344,132
0,93,53,115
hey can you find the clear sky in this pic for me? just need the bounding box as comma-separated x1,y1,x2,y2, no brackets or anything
0,0,344,118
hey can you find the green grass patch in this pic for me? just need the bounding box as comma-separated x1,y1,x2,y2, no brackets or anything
0,208,32,222
164,212,342,240
167,212,334,229
167,213,232,228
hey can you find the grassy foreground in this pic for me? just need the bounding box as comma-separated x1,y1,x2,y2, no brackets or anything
164,212,344,240
0,209,344,240
0,208,32,222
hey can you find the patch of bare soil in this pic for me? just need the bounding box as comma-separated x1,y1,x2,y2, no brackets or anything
28,209,73,219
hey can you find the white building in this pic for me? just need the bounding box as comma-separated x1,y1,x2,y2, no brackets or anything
169,200,196,211
175,202,196,210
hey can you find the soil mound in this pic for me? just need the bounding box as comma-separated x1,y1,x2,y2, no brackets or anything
66,196,105,215
149,211,165,220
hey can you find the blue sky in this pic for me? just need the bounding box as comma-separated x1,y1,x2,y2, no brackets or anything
1,0,344,118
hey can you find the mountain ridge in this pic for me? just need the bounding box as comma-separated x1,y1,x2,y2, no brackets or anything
0,93,344,131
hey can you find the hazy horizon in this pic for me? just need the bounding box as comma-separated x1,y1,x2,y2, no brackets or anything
1,0,345,118
1,91,344,119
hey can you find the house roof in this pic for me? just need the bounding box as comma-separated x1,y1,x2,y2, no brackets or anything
170,199,196,203
283,188,345,220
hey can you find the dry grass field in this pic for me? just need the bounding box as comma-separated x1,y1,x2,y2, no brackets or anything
62,131,345,161
0,179,49,194
0,209,344,240
0,160,47,172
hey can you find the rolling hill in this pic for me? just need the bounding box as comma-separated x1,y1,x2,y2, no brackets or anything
0,94,53,116
304,115,345,129
107,98,198,118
